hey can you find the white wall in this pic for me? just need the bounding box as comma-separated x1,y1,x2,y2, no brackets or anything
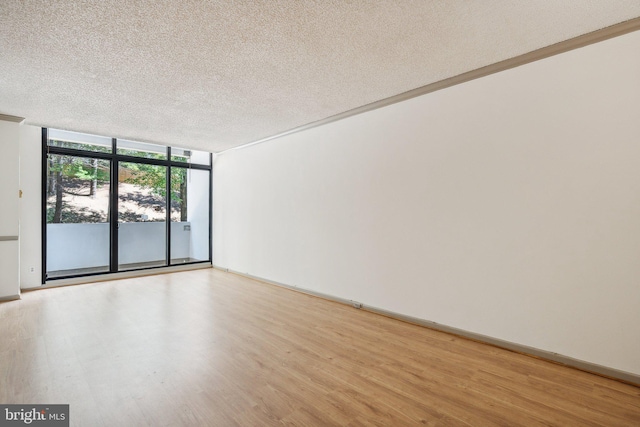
19,124,43,288
0,120,20,298
213,30,640,375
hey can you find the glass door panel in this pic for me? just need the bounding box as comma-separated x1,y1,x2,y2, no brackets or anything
170,168,210,264
118,162,167,270
46,154,110,278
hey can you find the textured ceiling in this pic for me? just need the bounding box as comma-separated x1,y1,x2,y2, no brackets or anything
1,1,640,153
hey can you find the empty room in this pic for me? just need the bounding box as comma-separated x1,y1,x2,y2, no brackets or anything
1,2,640,426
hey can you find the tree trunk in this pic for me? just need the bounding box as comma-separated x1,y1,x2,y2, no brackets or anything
180,177,188,222
90,158,98,198
47,157,56,196
53,169,63,223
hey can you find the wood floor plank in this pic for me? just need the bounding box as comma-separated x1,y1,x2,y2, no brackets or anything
0,268,638,426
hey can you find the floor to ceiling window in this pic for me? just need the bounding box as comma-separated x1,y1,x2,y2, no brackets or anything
42,128,212,281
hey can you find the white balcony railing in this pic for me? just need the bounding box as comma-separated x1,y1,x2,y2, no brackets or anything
47,221,194,271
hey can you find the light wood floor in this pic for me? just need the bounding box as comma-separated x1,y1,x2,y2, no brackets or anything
1,269,638,426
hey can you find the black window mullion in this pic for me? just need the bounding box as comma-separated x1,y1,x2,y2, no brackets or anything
46,145,113,161
113,153,169,167
168,161,211,171
47,146,212,171
209,153,213,263
166,147,172,266
41,128,48,284
110,138,119,272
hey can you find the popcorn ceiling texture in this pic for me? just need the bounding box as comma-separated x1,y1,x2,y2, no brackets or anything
1,1,639,152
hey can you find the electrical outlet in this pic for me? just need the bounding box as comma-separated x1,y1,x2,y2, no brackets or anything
29,267,35,273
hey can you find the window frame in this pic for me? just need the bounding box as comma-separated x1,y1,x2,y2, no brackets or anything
41,128,212,283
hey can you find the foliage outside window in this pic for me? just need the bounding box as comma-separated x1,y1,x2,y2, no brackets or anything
45,138,199,224
46,154,110,223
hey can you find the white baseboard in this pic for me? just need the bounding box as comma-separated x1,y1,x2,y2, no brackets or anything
0,293,20,302
214,265,640,387
22,263,212,290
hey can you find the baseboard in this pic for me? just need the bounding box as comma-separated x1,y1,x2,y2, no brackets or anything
0,294,21,302
363,305,640,387
214,265,640,387
23,263,212,290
